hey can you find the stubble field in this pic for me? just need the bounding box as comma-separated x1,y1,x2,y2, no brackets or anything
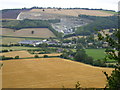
0,51,61,58
30,9,114,17
2,58,113,88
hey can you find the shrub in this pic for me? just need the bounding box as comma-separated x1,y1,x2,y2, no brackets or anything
93,59,106,67
60,53,69,59
15,56,19,59
84,56,93,65
43,55,48,58
1,56,13,60
2,49,9,52
9,49,13,51
34,54,39,58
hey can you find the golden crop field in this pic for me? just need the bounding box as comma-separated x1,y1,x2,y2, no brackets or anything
1,28,56,38
0,51,34,58
30,9,114,17
1,46,40,51
0,50,61,58
2,58,113,88
65,36,87,40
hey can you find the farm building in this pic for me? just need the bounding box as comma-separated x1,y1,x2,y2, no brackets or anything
18,40,60,46
18,40,73,47
18,40,43,46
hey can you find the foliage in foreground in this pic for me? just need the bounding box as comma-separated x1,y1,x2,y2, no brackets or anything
98,28,120,89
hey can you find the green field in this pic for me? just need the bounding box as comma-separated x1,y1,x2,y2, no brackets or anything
86,49,106,60
86,49,115,62
100,10,117,14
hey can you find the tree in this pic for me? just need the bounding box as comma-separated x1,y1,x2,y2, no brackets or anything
60,53,69,59
43,55,48,58
74,49,87,62
15,56,19,59
98,28,120,89
0,63,3,69
85,56,93,65
31,31,34,34
34,54,39,58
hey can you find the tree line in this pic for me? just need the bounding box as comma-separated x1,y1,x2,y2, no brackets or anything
64,15,118,38
76,15,118,34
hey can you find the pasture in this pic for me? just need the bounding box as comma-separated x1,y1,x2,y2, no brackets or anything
2,58,113,88
86,49,106,60
1,28,56,38
86,49,116,62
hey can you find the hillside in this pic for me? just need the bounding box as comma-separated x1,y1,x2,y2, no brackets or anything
17,9,117,35
21,9,114,19
1,9,30,19
2,58,113,88
0,28,56,38
1,8,115,20
2,19,61,37
1,8,117,36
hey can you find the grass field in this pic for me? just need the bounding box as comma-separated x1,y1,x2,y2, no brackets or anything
100,10,117,14
71,49,106,60
86,49,106,60
30,9,114,17
2,58,113,88
1,28,56,38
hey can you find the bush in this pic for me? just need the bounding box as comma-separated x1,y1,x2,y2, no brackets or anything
34,54,39,58
74,49,87,62
43,55,48,58
9,49,13,51
84,56,93,65
2,49,9,53
107,64,116,68
93,59,106,67
15,56,19,59
60,53,69,59
1,56,13,60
